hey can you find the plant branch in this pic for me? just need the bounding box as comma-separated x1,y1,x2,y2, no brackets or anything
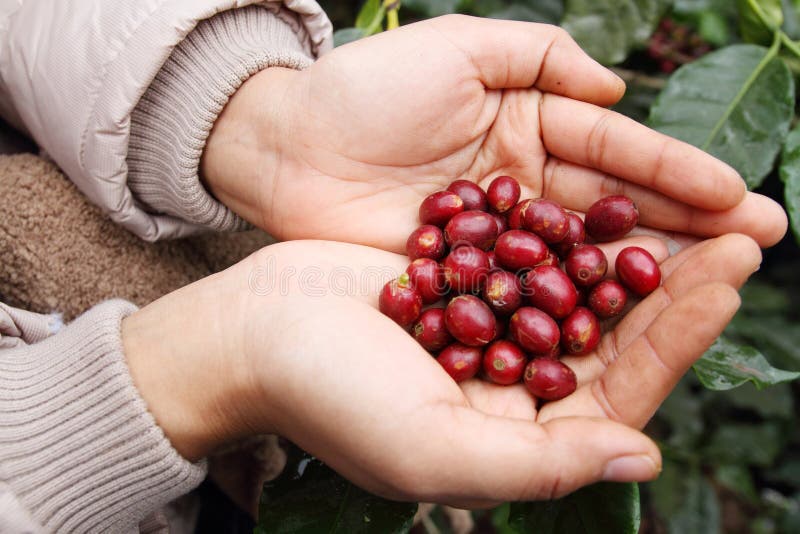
611,68,667,90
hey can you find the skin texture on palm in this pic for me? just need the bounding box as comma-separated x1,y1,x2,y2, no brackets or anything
201,15,786,253
122,234,759,509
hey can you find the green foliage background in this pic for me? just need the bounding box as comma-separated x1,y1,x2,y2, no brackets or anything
259,1,800,533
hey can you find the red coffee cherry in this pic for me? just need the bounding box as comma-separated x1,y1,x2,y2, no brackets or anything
565,244,608,287
406,225,446,261
521,199,569,244
412,308,453,353
494,230,548,272
522,266,578,319
524,358,577,401
486,175,521,213
585,195,639,242
507,200,528,230
482,270,523,316
444,295,497,346
483,340,527,385
448,180,488,211
616,247,661,296
419,191,464,227
561,307,601,356
379,273,422,328
442,246,490,293
509,307,560,355
437,343,483,382
555,212,586,258
588,280,628,319
406,258,446,304
444,210,499,250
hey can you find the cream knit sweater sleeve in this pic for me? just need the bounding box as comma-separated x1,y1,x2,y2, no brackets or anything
0,300,207,533
127,4,316,233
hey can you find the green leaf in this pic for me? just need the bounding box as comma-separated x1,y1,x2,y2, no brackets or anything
693,336,800,390
783,0,800,38
738,0,784,44
488,0,564,24
508,483,640,534
648,44,794,189
738,280,792,314
355,0,386,35
333,27,367,47
706,381,795,419
714,464,759,503
257,449,417,534
656,375,705,449
561,0,669,65
697,10,732,46
728,313,800,371
780,124,800,246
703,422,786,466
656,469,720,534
403,0,461,17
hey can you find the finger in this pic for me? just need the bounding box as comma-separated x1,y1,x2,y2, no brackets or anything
543,282,740,429
540,94,747,211
429,16,625,106
561,234,761,385
399,410,660,507
542,158,787,247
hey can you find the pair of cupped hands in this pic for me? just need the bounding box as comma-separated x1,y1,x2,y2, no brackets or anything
122,16,786,509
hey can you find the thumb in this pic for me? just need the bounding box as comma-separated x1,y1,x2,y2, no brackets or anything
409,409,660,508
428,15,625,106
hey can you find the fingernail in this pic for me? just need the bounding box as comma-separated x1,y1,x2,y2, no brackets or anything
602,455,660,482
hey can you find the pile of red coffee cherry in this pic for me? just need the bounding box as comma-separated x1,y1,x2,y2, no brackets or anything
379,176,661,401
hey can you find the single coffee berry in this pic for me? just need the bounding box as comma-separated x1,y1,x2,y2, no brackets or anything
523,358,577,401
507,200,528,230
486,175,521,213
565,244,608,287
419,191,464,227
521,199,569,244
616,246,661,296
494,230,548,271
406,225,446,261
444,210,499,250
588,280,628,318
444,295,497,346
448,180,488,211
482,270,523,316
412,308,453,353
406,258,446,304
585,195,639,242
379,273,422,328
437,343,483,382
442,245,490,293
483,340,527,385
491,212,508,235
555,212,586,258
523,265,578,319
509,307,560,355
561,307,601,355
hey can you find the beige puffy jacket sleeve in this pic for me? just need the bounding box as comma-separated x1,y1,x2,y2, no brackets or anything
0,0,332,240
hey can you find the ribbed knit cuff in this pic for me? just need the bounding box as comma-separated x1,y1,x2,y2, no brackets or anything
0,300,207,532
127,5,315,232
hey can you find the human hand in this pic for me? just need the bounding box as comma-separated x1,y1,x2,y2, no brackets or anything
122,234,760,507
202,15,786,252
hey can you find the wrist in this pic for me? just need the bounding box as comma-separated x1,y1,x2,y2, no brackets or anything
121,272,264,461
201,66,301,235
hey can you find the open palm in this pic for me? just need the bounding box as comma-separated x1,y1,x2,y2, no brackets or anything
211,235,759,508
205,15,786,252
